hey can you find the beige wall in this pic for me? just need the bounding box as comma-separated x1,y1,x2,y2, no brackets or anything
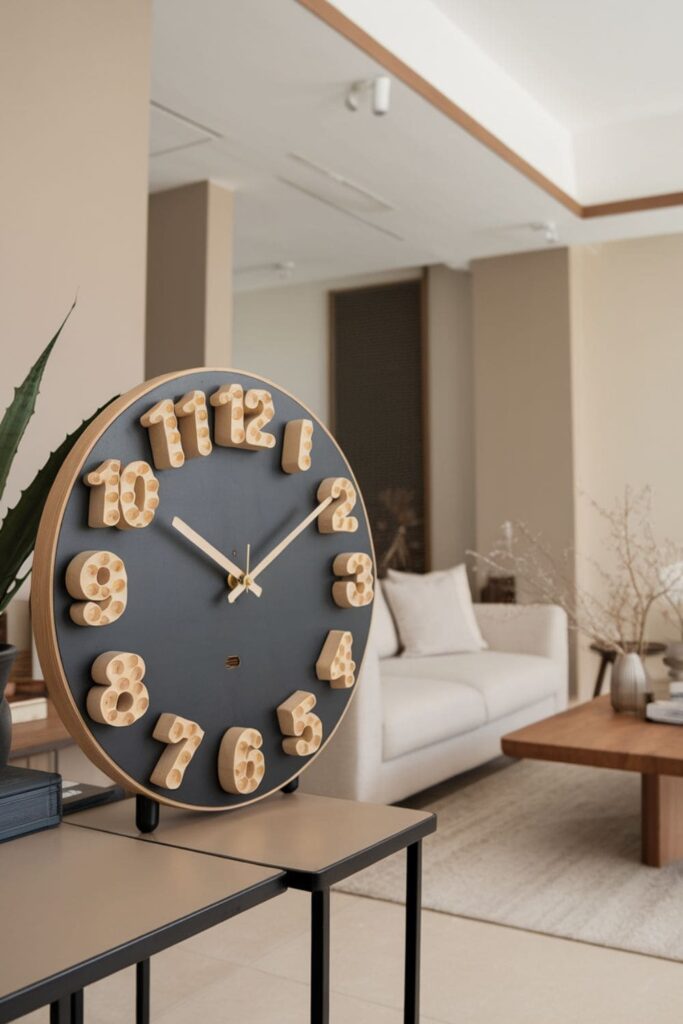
426,266,475,569
570,235,683,690
472,249,576,583
146,181,233,377
0,0,151,638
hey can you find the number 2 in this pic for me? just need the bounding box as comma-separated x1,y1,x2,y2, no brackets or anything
317,478,358,533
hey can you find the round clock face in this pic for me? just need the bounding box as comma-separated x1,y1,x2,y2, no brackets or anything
33,369,375,810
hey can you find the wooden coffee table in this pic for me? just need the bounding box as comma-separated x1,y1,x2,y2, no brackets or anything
502,695,683,867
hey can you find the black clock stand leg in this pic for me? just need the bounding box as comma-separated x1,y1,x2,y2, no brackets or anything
136,795,160,834
281,777,300,794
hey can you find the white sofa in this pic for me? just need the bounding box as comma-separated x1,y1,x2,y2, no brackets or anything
303,603,568,804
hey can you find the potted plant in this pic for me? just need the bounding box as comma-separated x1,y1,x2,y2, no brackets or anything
0,305,111,762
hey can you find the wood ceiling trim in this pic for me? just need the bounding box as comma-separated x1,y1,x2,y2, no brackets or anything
296,0,683,220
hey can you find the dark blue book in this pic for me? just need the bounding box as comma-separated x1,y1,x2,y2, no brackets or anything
0,765,61,843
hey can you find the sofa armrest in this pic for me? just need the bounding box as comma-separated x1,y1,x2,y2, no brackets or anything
474,603,568,669
300,629,384,801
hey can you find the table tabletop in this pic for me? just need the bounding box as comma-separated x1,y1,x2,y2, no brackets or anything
67,791,436,890
502,694,683,776
0,824,285,1023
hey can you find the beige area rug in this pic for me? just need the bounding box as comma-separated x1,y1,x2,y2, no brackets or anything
337,760,683,961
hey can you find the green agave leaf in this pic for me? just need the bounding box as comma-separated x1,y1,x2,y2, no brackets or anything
0,300,76,505
0,396,115,614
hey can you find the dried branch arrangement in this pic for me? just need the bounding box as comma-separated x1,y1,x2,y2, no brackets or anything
471,488,683,656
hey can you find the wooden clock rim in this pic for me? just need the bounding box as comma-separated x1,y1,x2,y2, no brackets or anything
32,366,377,812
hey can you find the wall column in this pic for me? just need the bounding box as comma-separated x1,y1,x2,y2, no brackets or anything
425,266,475,570
146,181,233,376
472,248,577,688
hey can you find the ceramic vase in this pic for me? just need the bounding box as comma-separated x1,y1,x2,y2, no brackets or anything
610,652,649,714
0,643,16,764
664,642,683,683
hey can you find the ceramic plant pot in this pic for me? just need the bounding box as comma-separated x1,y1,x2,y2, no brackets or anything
0,643,17,764
610,652,649,715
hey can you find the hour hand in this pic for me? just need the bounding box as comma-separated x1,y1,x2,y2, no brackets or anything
171,517,263,597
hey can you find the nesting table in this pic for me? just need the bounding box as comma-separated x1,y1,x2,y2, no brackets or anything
67,791,436,1024
0,825,285,1024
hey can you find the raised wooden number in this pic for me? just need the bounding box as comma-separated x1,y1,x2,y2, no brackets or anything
87,652,149,726
119,461,159,529
210,383,246,447
150,714,204,790
84,460,159,529
277,691,323,756
66,551,128,626
83,459,122,527
140,399,185,470
332,552,374,608
218,727,265,794
282,419,313,473
316,630,355,689
174,390,212,459
317,478,358,533
210,385,276,451
244,389,276,450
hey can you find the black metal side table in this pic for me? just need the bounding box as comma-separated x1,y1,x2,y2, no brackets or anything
68,791,436,1024
590,641,667,698
0,825,284,1024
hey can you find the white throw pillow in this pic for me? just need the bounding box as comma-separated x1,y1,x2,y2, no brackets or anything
384,564,487,656
372,582,400,658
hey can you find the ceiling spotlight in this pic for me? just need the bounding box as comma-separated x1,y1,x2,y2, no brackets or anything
530,220,559,245
346,75,391,116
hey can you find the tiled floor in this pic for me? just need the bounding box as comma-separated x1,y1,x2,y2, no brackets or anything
17,887,683,1024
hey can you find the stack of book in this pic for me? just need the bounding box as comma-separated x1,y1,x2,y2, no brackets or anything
0,766,61,842
646,698,683,725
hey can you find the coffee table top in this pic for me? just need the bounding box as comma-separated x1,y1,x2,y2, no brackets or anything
502,695,683,776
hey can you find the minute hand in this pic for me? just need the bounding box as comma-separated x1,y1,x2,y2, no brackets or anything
228,496,333,604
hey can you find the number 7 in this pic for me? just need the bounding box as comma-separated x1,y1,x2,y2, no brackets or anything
150,713,204,790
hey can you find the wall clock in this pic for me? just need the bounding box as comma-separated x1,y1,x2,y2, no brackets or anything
32,369,375,810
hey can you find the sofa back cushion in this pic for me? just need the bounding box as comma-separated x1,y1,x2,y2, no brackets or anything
372,582,400,658
383,564,487,657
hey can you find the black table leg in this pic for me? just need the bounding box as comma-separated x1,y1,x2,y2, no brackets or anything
404,841,422,1024
50,995,70,1024
310,888,330,1024
136,958,151,1024
70,989,84,1024
593,654,611,698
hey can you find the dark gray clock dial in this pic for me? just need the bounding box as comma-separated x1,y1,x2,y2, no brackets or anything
45,369,375,809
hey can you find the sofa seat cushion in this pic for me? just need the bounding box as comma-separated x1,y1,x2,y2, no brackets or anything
381,675,487,761
380,651,561,721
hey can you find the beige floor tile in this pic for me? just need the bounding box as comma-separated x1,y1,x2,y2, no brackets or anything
255,893,683,1024
179,887,355,966
154,962,441,1024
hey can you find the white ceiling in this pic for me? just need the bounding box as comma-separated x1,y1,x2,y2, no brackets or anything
432,0,683,130
150,0,683,291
